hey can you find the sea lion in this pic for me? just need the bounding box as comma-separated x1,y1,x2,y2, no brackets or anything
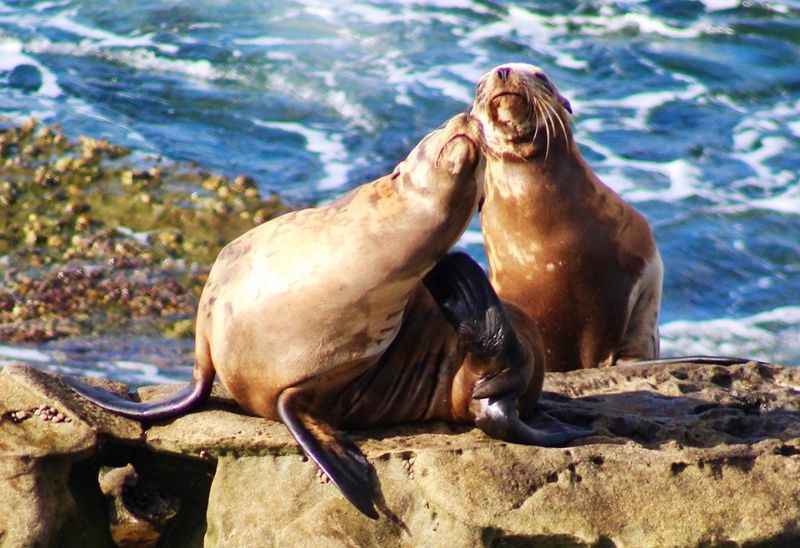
470,63,757,371
471,63,665,372
65,112,589,519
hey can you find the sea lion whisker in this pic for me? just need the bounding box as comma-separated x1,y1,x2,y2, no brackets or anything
545,100,567,142
523,85,535,120
544,100,568,146
530,96,541,145
543,99,559,158
532,98,544,141
539,97,553,160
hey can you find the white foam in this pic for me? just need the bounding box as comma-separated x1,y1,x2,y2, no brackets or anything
584,81,707,130
25,38,232,82
308,0,464,26
254,120,350,190
701,0,740,11
456,229,484,247
733,128,760,151
111,49,220,80
741,136,792,183
347,3,401,25
188,22,222,31
467,4,730,51
263,51,295,62
421,75,472,104
0,345,51,363
46,11,157,49
579,131,716,204
661,306,800,364
0,39,62,97
721,100,800,214
391,0,496,14
109,360,178,384
577,118,606,133
467,5,553,50
234,36,340,47
554,54,589,71
33,0,72,12
751,185,800,215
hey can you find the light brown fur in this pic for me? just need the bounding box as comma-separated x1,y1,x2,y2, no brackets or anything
195,114,501,420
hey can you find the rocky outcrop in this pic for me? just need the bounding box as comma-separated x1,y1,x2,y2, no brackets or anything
1,361,799,547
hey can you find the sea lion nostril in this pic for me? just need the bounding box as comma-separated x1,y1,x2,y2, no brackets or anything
496,67,511,82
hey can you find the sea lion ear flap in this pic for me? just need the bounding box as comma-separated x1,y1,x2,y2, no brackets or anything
559,94,573,115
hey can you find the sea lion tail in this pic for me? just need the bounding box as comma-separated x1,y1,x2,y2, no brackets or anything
62,337,215,422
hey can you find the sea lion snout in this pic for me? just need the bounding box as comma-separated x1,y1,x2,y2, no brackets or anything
434,113,482,177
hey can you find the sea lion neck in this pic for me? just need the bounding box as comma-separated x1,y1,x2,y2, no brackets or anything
483,142,594,210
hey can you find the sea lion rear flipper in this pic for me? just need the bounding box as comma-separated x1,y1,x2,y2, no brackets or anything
478,396,593,447
277,387,379,520
62,372,213,422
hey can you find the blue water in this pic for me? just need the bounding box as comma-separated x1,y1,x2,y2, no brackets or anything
1,0,798,380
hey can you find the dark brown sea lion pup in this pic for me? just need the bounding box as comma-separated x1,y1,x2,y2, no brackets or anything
471,62,754,371
64,112,590,519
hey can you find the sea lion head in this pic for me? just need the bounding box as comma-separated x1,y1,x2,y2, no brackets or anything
395,112,483,198
470,63,573,160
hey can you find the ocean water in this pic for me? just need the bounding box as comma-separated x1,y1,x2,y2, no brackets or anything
0,0,798,383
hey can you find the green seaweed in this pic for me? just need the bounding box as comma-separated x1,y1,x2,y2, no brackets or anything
0,118,293,342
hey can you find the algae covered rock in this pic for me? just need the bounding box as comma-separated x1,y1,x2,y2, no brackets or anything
0,118,293,343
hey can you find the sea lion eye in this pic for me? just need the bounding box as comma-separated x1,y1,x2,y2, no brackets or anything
534,72,553,91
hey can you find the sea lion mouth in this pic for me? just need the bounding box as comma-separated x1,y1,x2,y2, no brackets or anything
490,91,526,103
488,91,532,135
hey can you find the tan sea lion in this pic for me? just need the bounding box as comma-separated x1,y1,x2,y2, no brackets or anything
65,112,590,519
470,63,757,372
471,63,665,372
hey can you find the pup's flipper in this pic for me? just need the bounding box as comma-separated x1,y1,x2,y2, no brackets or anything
477,396,593,447
424,251,514,359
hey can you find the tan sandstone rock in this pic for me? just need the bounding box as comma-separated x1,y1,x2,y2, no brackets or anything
0,365,141,547
198,362,800,547
1,361,799,547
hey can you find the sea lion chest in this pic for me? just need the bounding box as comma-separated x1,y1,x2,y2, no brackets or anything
481,161,644,369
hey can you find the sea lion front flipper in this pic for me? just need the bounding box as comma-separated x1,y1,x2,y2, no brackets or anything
277,387,379,519
477,396,593,447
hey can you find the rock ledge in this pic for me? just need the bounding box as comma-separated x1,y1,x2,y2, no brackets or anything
1,361,799,547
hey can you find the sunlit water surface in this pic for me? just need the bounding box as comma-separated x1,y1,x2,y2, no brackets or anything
1,0,798,383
